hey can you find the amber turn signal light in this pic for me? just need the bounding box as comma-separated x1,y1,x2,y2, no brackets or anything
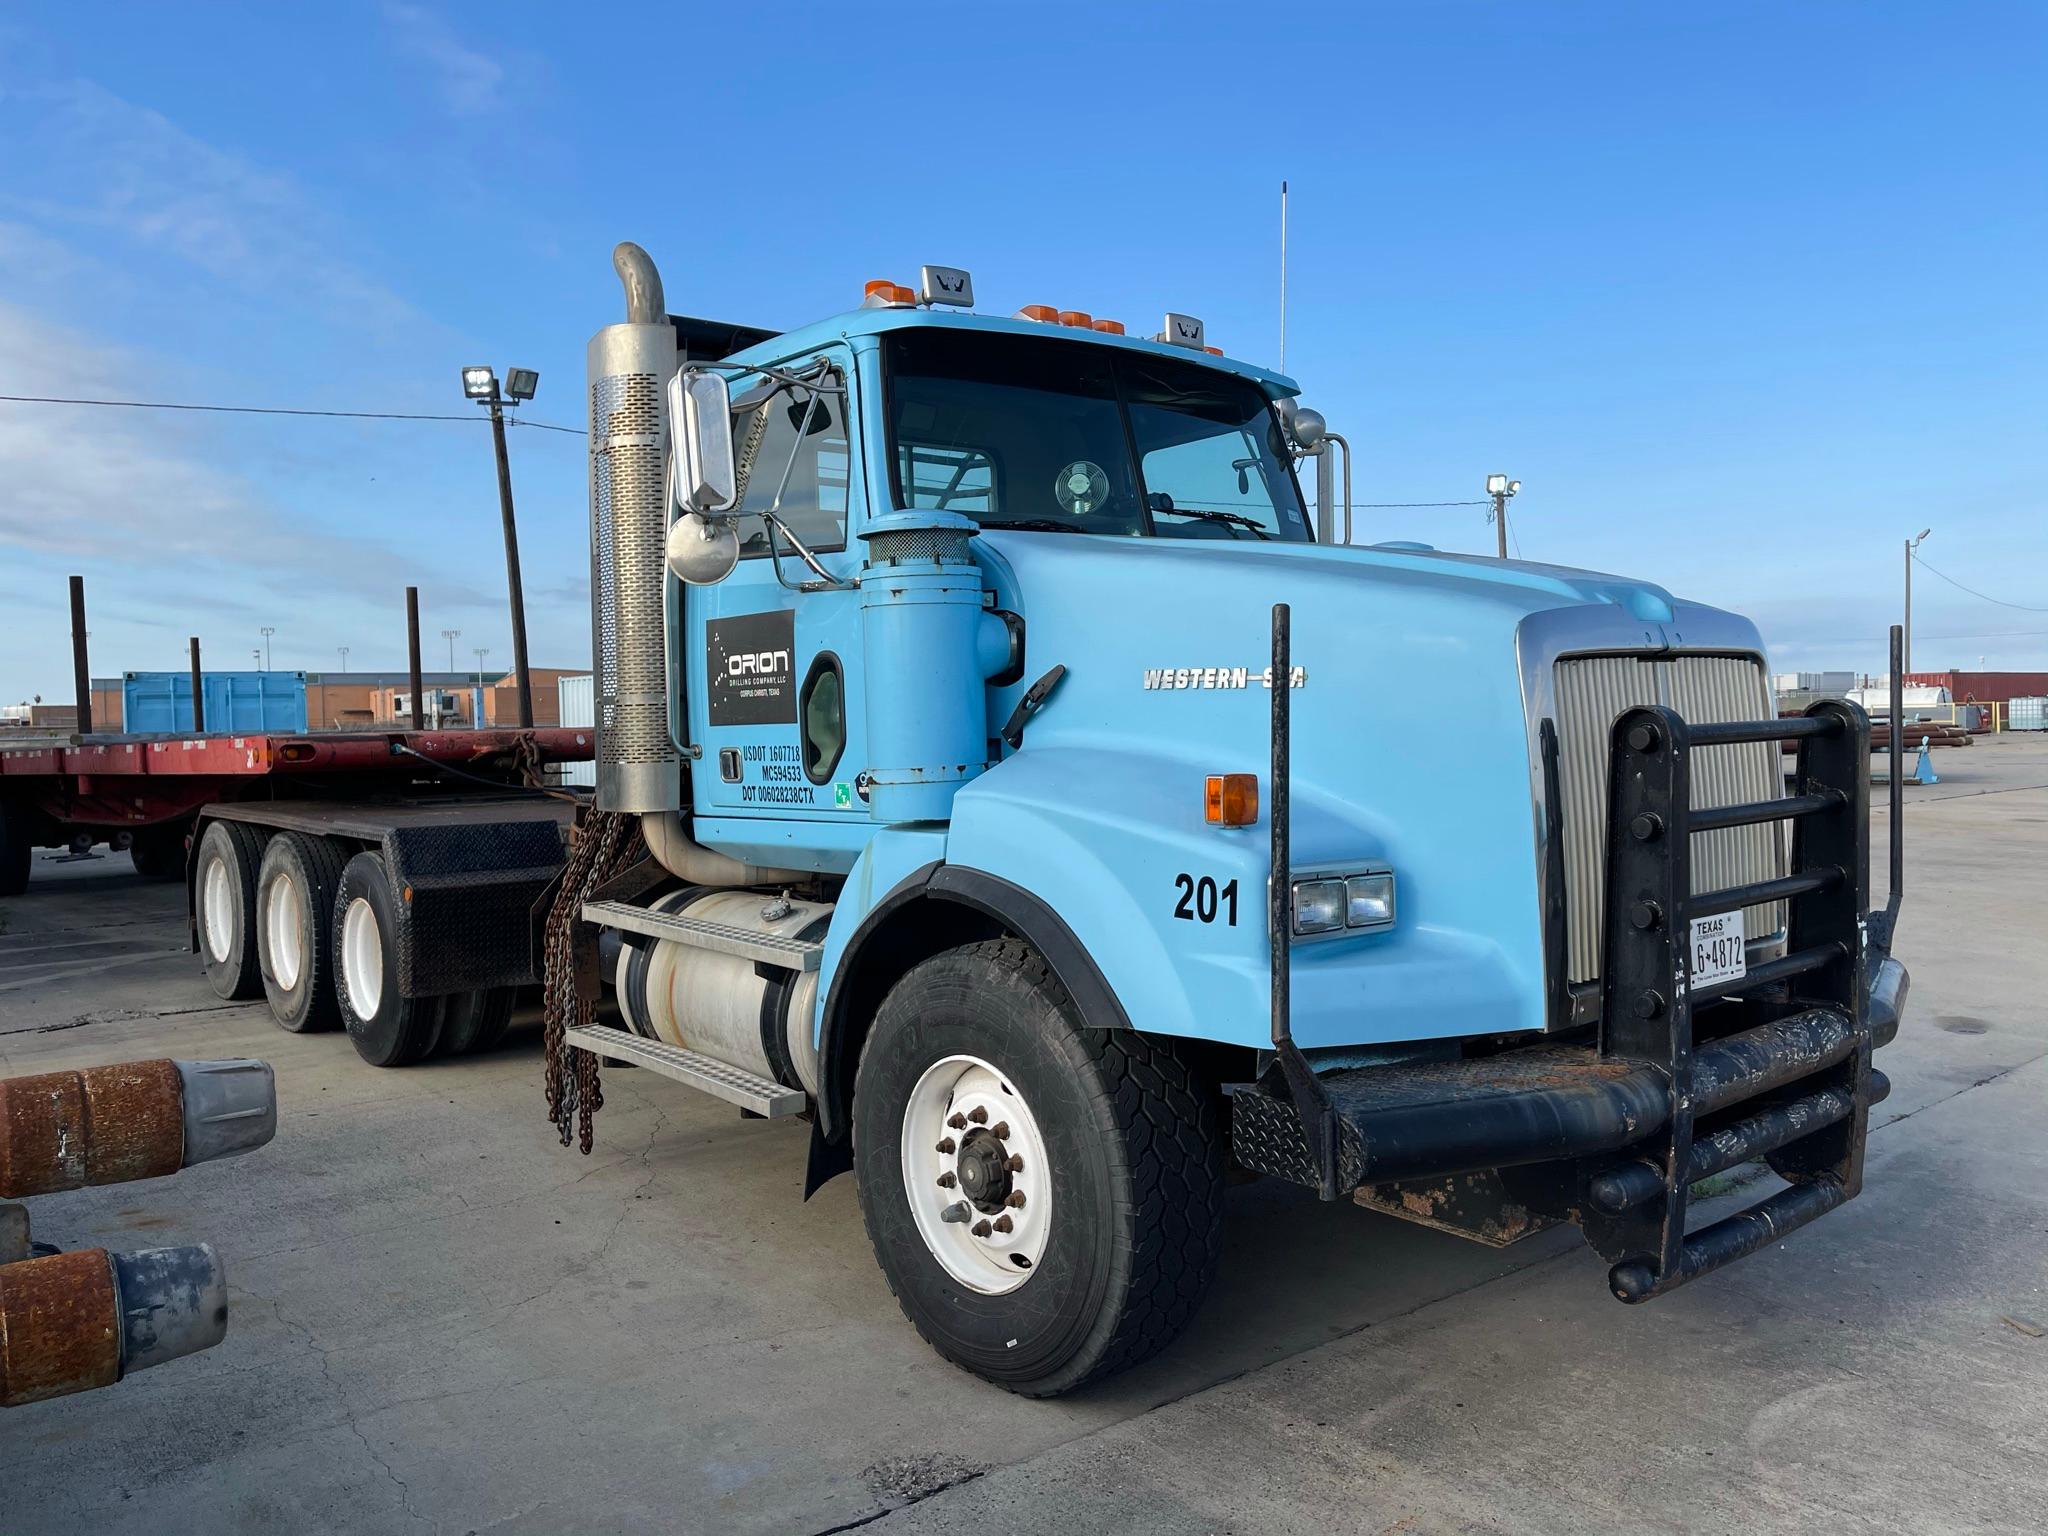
1204,773,1259,827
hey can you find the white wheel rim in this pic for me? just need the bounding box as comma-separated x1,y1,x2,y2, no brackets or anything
265,870,304,990
341,897,383,1018
901,1054,1052,1295
202,857,235,963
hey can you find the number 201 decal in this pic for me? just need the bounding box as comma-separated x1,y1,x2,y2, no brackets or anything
1172,873,1239,926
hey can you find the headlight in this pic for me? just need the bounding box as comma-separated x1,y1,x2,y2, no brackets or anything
1290,878,1346,935
1290,867,1396,939
1345,872,1395,929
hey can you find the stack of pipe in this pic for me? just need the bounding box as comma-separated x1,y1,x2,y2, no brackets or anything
0,1058,274,1407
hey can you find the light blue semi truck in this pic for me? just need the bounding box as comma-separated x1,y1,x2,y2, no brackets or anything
557,245,1909,1396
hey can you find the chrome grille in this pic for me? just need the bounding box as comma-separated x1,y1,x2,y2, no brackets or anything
1554,653,1786,984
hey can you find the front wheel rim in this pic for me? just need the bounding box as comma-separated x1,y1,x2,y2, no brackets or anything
341,897,383,1018
265,871,303,990
202,857,235,963
901,1054,1052,1295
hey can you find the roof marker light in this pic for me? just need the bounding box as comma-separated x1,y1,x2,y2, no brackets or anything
1203,345,1224,356
863,280,916,309
1091,318,1126,335
1058,310,1093,329
1015,304,1059,322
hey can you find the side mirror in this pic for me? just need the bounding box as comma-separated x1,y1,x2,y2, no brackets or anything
669,368,738,513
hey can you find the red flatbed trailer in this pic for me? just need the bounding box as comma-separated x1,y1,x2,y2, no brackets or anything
1,727,595,1066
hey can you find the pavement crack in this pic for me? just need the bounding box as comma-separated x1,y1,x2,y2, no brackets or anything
1874,1049,2048,1130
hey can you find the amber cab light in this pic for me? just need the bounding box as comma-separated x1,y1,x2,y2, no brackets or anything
1204,773,1259,828
1016,304,1059,322
1203,345,1224,356
1091,318,1126,334
1058,310,1093,329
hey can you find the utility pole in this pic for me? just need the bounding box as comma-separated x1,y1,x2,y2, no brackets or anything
1486,474,1521,561
1905,528,1931,676
462,367,539,727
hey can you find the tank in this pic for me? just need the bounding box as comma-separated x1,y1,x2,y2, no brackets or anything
2009,696,2047,731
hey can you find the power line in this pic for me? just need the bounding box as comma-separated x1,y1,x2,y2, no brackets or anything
0,392,587,436
1912,552,2048,614
1353,499,1492,508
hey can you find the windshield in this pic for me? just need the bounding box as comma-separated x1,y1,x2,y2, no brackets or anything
885,329,1312,542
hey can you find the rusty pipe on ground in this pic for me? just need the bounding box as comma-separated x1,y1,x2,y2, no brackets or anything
0,1059,275,1198
0,1243,228,1407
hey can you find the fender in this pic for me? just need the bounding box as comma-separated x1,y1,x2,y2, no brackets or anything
812,860,1131,1150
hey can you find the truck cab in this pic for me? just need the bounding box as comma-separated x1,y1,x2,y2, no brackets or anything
565,246,1908,1397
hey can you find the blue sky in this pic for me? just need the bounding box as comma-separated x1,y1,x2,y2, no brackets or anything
2,2,2042,702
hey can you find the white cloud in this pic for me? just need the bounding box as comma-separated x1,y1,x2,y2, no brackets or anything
384,4,506,118
0,301,480,603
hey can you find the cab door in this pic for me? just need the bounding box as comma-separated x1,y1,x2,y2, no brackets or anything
684,348,870,849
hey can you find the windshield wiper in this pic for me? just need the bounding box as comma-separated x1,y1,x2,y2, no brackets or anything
978,518,1092,535
1150,506,1273,540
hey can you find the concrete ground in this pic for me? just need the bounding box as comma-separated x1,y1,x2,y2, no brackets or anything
2,735,2045,1534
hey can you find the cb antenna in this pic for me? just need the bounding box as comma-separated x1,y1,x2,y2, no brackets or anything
1279,179,1289,373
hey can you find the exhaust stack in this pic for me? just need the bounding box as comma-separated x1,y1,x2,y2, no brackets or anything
589,242,682,813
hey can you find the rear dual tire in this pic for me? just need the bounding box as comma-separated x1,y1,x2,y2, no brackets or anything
334,851,445,1068
196,820,266,1000
255,832,348,1033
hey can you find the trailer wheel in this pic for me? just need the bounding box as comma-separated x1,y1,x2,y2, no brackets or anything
0,801,29,898
852,938,1224,1397
128,823,187,881
438,987,518,1056
255,833,348,1033
195,820,266,1000
333,851,442,1068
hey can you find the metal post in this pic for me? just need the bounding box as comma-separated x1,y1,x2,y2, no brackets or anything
188,638,204,733
487,389,535,728
1313,447,1335,546
1493,489,1509,561
1902,538,1912,676
68,576,92,736
1888,623,1904,908
405,586,424,732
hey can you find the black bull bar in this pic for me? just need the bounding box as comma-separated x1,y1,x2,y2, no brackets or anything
1233,609,1909,1303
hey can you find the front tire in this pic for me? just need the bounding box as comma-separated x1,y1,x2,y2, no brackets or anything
333,851,443,1067
255,832,347,1033
853,939,1224,1397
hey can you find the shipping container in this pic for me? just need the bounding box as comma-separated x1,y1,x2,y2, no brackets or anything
557,673,595,786
122,670,308,734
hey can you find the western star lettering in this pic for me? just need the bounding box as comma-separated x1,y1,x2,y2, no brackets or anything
1142,665,1306,690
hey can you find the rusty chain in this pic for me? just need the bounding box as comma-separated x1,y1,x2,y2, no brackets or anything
542,807,642,1152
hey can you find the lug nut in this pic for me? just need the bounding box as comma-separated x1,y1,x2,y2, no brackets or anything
993,1214,1014,1234
991,1122,1010,1140
968,1107,988,1125
936,1137,956,1155
948,1113,968,1130
936,1172,956,1188
1007,1154,1024,1172
1006,1191,1026,1208
939,1201,971,1224
971,1220,993,1238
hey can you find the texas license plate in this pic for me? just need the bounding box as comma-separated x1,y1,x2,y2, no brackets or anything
1689,911,1747,988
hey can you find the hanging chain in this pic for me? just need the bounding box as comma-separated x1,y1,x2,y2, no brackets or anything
542,807,642,1152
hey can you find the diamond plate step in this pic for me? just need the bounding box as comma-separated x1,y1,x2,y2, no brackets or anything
563,1024,807,1117
582,898,823,971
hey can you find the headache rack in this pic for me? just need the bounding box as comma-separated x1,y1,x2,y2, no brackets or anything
1231,611,1908,1303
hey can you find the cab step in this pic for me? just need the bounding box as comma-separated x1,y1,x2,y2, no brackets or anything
563,1024,807,1117
582,898,824,971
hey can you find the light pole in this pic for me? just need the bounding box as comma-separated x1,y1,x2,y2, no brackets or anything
473,646,491,729
259,626,275,671
1904,528,1931,676
337,646,350,674
1486,474,1521,561
461,365,538,727
441,628,461,671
